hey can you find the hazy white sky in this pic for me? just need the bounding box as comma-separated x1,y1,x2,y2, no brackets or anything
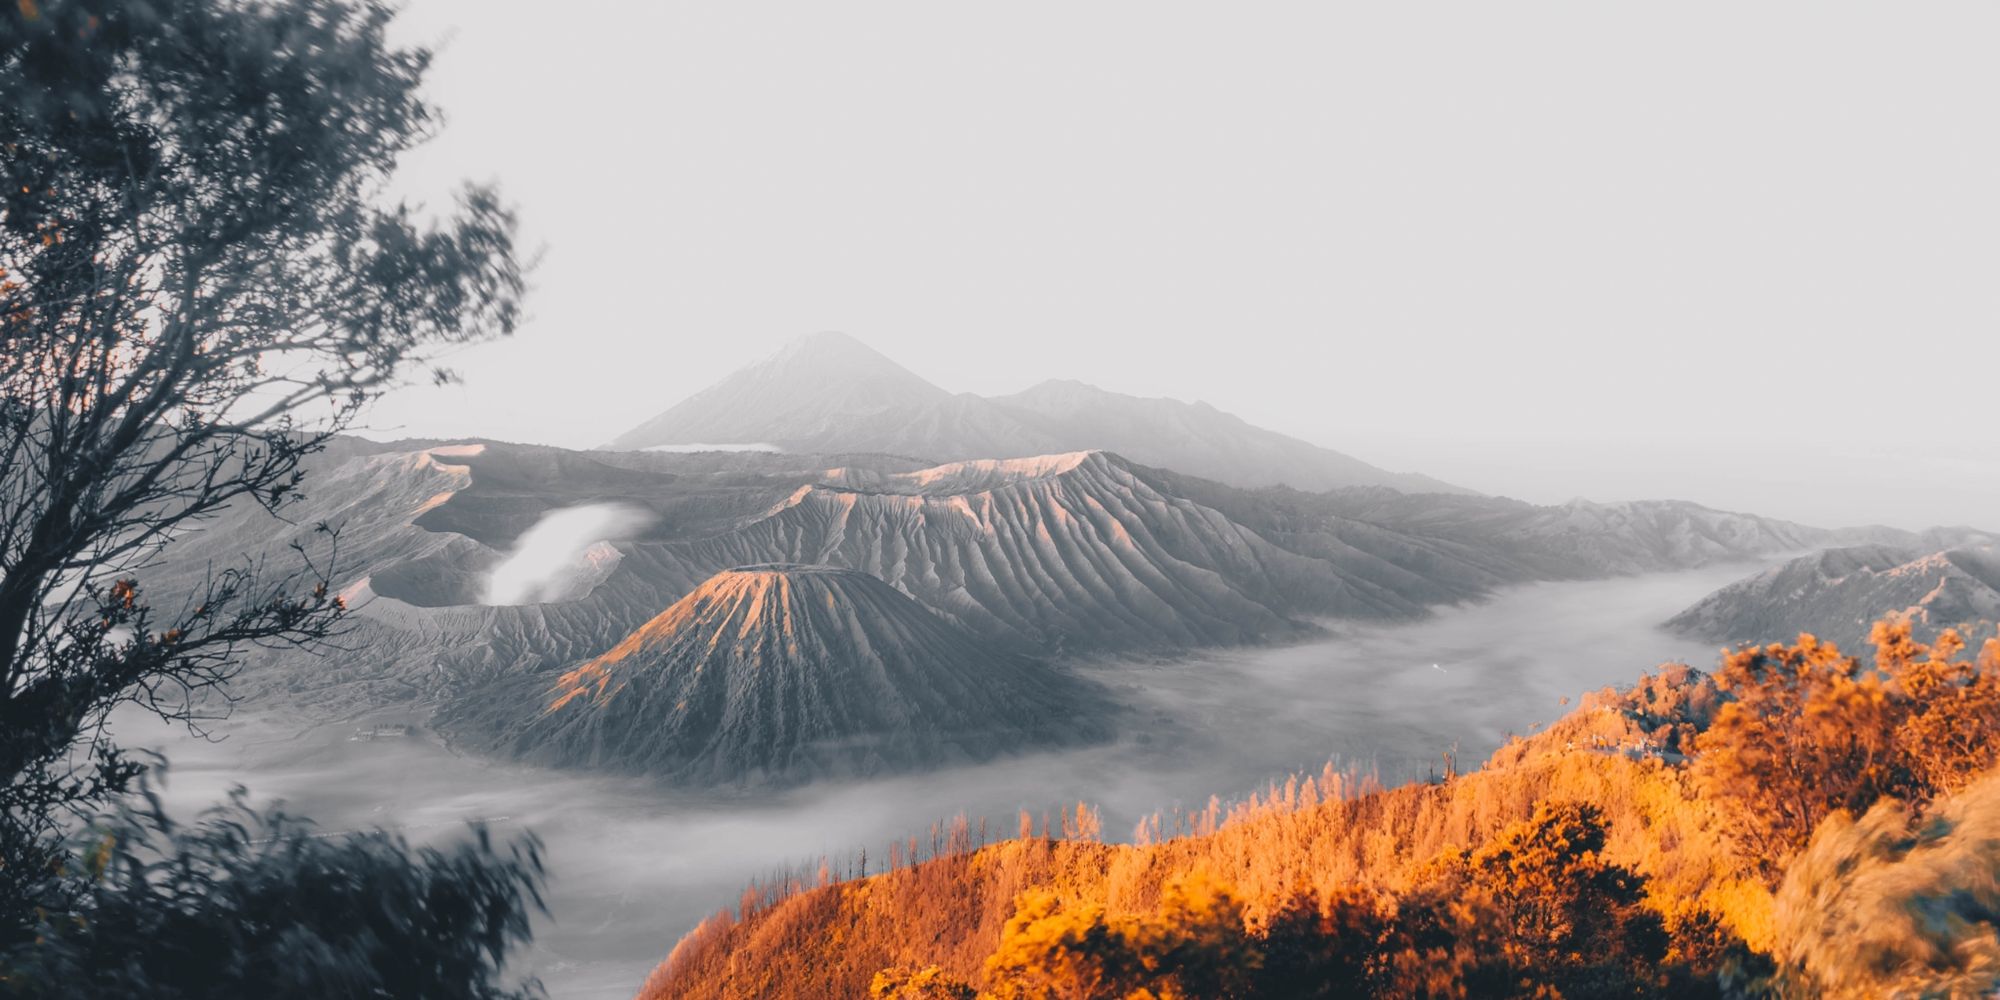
369,2,1998,530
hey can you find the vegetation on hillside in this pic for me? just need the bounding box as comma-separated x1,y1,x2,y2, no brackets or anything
643,620,2000,999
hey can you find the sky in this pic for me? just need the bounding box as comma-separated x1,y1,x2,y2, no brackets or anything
368,2,1999,531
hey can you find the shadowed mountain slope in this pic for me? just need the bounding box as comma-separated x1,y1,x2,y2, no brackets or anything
161,439,1865,724
1154,476,1840,584
1668,544,2000,650
989,379,1464,494
606,331,1463,494
1312,487,1831,578
450,565,1111,784
641,451,1438,653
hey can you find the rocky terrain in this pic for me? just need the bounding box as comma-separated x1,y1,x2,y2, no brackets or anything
150,430,1937,785
449,565,1111,784
1668,543,2000,650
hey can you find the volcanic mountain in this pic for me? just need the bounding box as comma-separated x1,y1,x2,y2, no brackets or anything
1310,487,1833,578
605,331,1462,494
648,450,1448,652
461,565,1111,784
175,438,1865,727
1668,544,2000,650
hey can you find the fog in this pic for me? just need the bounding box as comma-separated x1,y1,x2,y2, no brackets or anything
485,503,654,605
124,565,1749,999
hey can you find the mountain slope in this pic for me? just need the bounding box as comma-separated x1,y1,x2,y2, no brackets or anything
1314,487,1831,578
606,332,1462,494
1667,544,2000,650
454,565,1110,784
991,379,1466,494
605,332,968,451
186,439,1848,726
640,451,1442,653
200,442,1435,723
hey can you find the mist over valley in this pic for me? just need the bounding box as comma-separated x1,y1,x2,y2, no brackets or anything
127,565,1742,999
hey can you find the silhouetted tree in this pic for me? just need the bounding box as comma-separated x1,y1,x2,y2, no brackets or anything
1252,889,1383,999
1,0,529,984
4,788,546,999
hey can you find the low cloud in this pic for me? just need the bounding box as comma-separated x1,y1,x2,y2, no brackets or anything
484,503,653,606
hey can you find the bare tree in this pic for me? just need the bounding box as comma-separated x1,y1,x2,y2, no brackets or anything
0,0,523,924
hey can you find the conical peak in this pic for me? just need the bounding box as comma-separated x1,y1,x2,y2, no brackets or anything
773,330,875,358
761,331,912,375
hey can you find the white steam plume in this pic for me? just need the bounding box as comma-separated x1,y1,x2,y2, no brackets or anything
484,502,652,606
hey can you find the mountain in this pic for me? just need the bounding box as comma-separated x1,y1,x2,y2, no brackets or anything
171,439,1850,733
194,443,1430,726
645,450,1445,653
606,331,958,450
989,379,1465,494
1667,544,2000,650
606,332,1465,494
1199,483,1833,580
158,441,937,717
448,565,1111,784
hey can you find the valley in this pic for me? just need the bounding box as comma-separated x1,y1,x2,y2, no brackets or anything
126,567,1741,999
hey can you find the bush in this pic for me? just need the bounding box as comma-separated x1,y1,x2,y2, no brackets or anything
2,790,546,1000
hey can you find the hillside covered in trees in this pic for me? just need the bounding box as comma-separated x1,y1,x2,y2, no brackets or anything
639,619,2000,999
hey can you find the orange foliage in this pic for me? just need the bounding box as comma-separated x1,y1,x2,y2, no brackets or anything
983,872,1257,1000
638,618,2000,1000
1693,621,2000,878
872,966,978,999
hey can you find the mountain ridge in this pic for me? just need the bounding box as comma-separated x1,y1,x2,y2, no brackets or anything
155,438,1916,761
1667,542,2000,650
606,332,1466,495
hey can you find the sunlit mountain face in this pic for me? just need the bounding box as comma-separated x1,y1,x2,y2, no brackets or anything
447,564,1112,785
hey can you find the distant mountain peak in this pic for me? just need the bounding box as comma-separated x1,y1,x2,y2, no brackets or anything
769,329,897,365
1013,377,1106,397
603,333,948,452
607,333,1473,495
748,330,939,386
